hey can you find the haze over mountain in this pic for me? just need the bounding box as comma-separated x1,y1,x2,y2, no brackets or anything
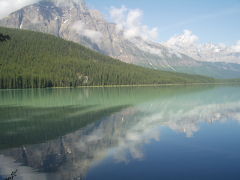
0,0,240,78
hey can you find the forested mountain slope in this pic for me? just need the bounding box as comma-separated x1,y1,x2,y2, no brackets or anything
0,27,214,89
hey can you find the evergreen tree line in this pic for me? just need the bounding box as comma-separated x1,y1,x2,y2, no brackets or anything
0,33,11,42
0,27,215,89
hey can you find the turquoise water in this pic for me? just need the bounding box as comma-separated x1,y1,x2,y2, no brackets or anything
0,85,240,180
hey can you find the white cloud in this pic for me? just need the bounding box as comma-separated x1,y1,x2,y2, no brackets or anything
166,29,199,47
71,21,103,43
0,155,47,180
232,40,240,52
130,38,164,57
0,0,40,19
109,6,159,41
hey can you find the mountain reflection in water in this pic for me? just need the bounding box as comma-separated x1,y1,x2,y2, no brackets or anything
0,86,240,180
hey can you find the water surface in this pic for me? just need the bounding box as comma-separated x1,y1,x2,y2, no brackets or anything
0,85,240,180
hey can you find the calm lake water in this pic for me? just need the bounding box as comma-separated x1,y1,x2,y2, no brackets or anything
0,85,240,180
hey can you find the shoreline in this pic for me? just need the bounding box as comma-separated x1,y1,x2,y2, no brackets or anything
73,82,240,88
1,82,239,91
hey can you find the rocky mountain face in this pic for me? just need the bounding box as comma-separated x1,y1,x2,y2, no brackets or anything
1,0,240,78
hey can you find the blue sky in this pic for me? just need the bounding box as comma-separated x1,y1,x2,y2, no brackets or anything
87,0,240,45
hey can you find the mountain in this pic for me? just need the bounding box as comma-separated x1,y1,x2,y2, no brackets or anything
0,27,215,89
0,0,240,78
164,30,240,64
0,0,196,68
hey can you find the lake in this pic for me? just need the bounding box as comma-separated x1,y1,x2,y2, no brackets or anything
0,85,240,180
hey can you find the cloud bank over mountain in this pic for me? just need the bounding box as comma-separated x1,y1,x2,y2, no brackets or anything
109,6,159,41
71,20,103,43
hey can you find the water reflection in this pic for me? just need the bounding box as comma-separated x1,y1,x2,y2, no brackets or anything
0,86,240,180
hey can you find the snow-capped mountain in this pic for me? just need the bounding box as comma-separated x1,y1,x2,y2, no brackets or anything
1,0,240,78
164,30,240,64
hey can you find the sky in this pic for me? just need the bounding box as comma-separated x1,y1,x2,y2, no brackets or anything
87,0,240,45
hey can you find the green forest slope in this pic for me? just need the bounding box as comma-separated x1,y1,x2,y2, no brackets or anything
0,27,215,89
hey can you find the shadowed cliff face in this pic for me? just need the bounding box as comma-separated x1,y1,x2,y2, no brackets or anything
1,0,240,78
1,86,240,180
